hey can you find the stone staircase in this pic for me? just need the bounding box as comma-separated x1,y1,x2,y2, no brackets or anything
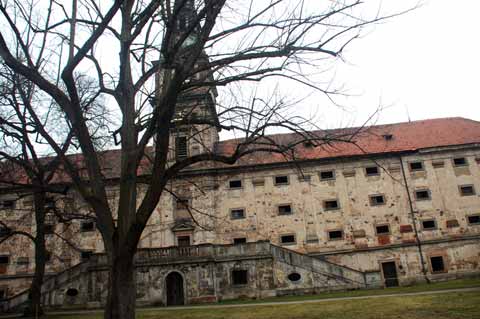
1,241,376,312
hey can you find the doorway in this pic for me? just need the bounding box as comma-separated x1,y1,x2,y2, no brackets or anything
381,261,399,287
166,272,185,306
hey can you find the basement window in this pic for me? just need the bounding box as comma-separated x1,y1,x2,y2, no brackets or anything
0,226,10,238
422,219,436,230
280,234,296,245
319,170,335,180
453,157,467,167
229,179,242,189
415,189,431,201
459,185,476,196
230,208,246,220
45,197,55,209
274,175,289,186
375,225,390,235
233,237,247,245
369,195,385,206
409,161,424,171
80,221,95,232
328,230,343,240
430,256,446,273
175,136,188,161
232,270,248,286
467,215,480,225
323,199,340,211
365,166,380,176
278,204,292,215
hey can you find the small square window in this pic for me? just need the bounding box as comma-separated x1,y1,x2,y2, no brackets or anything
278,204,292,215
409,161,424,171
232,270,248,285
446,219,459,228
280,234,296,244
422,220,436,230
467,215,480,225
459,185,475,196
375,225,390,235
274,175,289,185
177,236,190,247
229,180,242,189
324,199,340,211
430,256,446,273
233,237,247,245
328,230,343,240
415,190,431,201
320,170,335,180
0,256,9,264
453,157,467,167
369,195,385,206
0,227,10,238
230,208,246,220
80,221,95,232
365,166,379,176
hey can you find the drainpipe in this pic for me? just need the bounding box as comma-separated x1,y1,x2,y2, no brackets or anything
398,155,430,283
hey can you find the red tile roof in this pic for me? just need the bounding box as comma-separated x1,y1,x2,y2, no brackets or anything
215,117,480,166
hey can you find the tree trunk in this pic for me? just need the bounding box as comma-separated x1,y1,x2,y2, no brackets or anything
24,191,46,317
104,250,136,319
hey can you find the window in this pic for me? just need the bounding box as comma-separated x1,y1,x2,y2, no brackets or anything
365,166,379,176
415,189,431,201
80,221,95,232
430,256,446,273
80,251,92,261
278,204,292,215
0,256,9,264
0,226,10,238
233,237,247,245
369,195,385,206
0,289,5,299
176,198,189,210
287,272,302,282
453,157,467,167
328,230,343,240
459,185,476,196
1,200,15,209
177,236,190,247
232,270,248,285
422,219,436,230
230,208,245,220
229,179,242,189
323,199,340,211
45,197,55,209
409,161,424,171
44,224,54,235
280,234,296,244
467,215,480,225
175,136,188,160
274,175,289,185
320,170,335,180
375,225,390,235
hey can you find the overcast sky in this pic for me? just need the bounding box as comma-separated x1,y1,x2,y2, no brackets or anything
313,0,480,129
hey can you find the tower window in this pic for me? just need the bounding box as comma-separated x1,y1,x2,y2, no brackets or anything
175,136,188,160
375,225,390,235
80,221,95,232
422,219,436,230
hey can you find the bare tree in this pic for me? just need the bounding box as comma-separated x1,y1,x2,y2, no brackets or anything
0,0,414,318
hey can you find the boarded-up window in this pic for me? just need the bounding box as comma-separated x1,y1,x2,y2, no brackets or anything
328,230,343,240
324,199,340,210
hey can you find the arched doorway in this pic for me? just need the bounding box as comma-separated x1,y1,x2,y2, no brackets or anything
166,272,184,306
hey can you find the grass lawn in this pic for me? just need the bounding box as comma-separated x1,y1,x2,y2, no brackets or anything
48,291,480,319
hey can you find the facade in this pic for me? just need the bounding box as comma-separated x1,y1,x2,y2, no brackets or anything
1,116,480,310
